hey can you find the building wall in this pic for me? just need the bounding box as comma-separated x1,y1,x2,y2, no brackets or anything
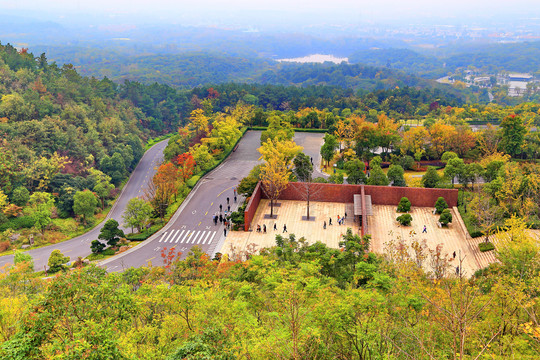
243,182,458,231
244,182,262,231
269,182,458,207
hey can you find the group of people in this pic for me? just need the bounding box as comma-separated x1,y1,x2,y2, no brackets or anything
255,223,287,233
323,212,347,229
217,187,238,237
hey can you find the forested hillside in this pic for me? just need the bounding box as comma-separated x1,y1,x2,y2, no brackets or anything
1,224,539,359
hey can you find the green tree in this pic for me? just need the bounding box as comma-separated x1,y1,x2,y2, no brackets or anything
47,249,70,273
387,164,406,186
98,219,125,247
422,166,440,188
29,191,54,235
93,177,115,210
396,213,412,226
13,250,34,271
367,166,389,186
344,159,367,184
397,197,411,212
435,197,448,214
500,114,527,157
320,134,338,167
439,209,453,225
167,328,234,360
444,157,465,187
90,240,105,254
122,197,152,233
293,152,313,182
11,186,29,206
73,190,98,224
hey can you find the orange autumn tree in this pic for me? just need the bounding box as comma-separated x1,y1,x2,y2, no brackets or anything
175,153,196,182
146,162,179,220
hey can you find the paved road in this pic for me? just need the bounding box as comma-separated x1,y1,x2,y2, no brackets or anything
0,140,168,271
100,130,263,271
100,131,327,271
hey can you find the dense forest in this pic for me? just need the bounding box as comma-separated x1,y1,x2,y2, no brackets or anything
1,222,539,359
349,41,540,77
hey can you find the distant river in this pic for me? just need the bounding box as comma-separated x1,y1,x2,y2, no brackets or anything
277,54,348,64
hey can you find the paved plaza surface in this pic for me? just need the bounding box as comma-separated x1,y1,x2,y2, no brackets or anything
223,199,358,257
225,200,497,276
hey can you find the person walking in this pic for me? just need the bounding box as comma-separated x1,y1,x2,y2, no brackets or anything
227,197,230,205
274,223,277,231
283,224,287,233
219,214,223,223
234,195,237,203
214,215,218,225
224,228,227,237
422,225,427,233
323,221,326,229
263,224,267,233
256,224,261,233
219,204,223,212
344,212,347,219
233,187,237,196
453,251,456,259
329,217,332,225
227,205,231,212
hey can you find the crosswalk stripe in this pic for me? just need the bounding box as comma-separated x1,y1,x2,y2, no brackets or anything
207,231,217,244
174,230,185,243
167,229,180,243
163,231,175,243
181,231,194,244
187,231,199,244
201,231,212,244
195,231,206,244
158,232,168,243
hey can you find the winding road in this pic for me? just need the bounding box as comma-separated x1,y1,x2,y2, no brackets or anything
0,140,168,272
0,131,325,272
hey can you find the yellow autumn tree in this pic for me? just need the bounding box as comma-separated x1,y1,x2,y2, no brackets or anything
260,155,290,218
189,108,209,137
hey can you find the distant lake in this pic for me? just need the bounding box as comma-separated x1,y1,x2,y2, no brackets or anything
277,54,348,64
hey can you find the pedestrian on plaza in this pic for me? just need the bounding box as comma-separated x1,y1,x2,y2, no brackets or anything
227,197,230,204
219,214,223,223
453,251,456,259
337,215,340,222
422,225,427,233
338,218,342,225
342,216,345,225
234,195,237,203
263,224,267,233
219,204,223,212
323,221,326,229
256,224,261,232
274,223,277,231
310,157,313,164
233,187,237,196
456,266,460,275
224,228,227,237
329,217,332,225
214,215,218,225
283,224,287,233
228,205,231,212
344,212,347,219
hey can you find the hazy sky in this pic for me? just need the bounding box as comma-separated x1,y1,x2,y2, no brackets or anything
3,0,540,28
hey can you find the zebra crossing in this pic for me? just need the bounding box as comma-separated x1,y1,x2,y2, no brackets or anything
158,229,217,245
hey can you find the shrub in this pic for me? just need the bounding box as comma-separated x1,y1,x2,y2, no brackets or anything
91,240,105,254
400,155,415,170
397,197,411,212
439,209,453,225
479,242,495,252
396,213,412,226
0,241,10,252
435,197,449,214
422,166,440,188
187,175,201,188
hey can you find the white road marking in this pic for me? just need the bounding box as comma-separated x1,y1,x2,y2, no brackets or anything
168,229,181,243
158,231,168,243
186,231,198,244
195,231,206,244
174,230,185,243
201,231,212,244
207,232,217,244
